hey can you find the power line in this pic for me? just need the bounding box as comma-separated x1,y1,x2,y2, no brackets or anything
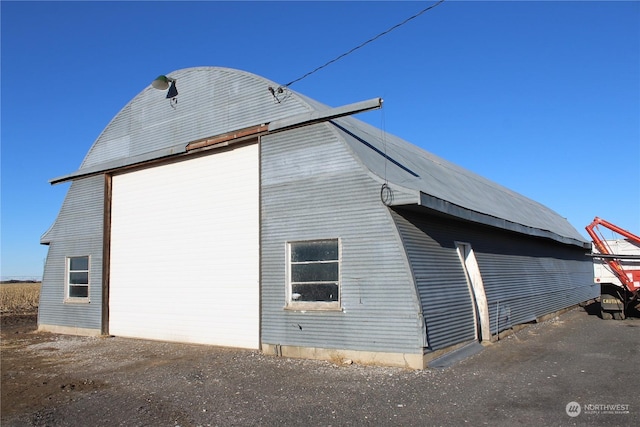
282,0,446,89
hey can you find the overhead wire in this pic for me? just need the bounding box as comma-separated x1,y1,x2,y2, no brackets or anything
280,0,446,89
380,102,394,206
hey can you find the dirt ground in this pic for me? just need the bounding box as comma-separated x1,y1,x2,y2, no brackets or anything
1,304,638,426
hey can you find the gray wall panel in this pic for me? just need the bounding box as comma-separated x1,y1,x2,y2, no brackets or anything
81,68,311,170
261,123,425,354
39,176,104,330
474,243,597,333
391,210,477,350
392,208,597,349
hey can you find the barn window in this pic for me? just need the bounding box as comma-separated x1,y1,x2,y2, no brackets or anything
66,256,89,301
287,239,340,310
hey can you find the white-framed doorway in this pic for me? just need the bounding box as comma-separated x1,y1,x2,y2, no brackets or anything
456,242,491,342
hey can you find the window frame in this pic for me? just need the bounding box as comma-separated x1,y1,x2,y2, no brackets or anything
286,238,341,311
65,255,90,303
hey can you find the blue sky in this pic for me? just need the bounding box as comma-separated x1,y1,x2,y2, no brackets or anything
1,1,638,279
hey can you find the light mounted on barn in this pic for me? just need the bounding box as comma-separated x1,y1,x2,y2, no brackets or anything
268,86,284,104
152,75,178,108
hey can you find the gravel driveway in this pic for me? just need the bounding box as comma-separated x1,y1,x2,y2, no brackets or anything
2,303,638,426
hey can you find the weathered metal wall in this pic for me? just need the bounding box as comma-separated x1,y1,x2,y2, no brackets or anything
39,175,104,330
40,66,595,357
391,210,477,350
41,67,316,333
260,123,426,354
80,67,310,170
392,208,597,350
471,230,597,334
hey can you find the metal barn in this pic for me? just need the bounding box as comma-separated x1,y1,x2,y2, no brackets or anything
39,67,597,368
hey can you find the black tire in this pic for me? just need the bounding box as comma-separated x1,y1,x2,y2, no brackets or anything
612,311,626,320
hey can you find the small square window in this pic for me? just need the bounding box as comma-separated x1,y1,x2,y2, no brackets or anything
287,239,340,310
66,256,89,301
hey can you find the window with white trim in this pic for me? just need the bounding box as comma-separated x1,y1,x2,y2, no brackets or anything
66,256,89,301
287,239,340,309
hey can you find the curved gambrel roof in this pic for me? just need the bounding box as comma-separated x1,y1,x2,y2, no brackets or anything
51,66,586,247
77,66,315,172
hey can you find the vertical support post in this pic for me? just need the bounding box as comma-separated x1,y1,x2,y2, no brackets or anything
101,174,112,336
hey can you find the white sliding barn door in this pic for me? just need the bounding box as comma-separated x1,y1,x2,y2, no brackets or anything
109,144,259,349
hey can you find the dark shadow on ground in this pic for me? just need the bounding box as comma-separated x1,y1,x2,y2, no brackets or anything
582,299,640,319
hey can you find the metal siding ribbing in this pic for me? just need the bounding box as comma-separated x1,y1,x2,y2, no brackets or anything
81,67,310,169
473,239,597,334
392,208,597,342
39,176,104,330
391,210,477,350
261,124,424,354
42,67,316,334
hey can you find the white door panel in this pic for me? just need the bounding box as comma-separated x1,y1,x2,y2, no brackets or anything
109,144,259,349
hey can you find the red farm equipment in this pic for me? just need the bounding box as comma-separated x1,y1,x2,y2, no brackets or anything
586,217,640,319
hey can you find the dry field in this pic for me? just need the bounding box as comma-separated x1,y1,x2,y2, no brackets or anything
0,282,40,315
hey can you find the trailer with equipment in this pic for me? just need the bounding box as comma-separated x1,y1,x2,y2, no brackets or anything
585,217,640,320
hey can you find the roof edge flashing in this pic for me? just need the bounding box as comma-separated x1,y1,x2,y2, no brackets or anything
50,143,187,185
417,192,589,248
269,97,382,133
50,97,382,185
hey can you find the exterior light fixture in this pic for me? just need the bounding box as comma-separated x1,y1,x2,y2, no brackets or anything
152,75,173,90
268,86,285,103
152,74,178,107
166,80,178,98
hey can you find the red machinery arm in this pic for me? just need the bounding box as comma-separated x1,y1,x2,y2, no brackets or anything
585,217,640,292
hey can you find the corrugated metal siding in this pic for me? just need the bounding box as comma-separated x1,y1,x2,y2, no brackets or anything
392,208,597,347
391,210,477,350
81,67,311,170
41,67,321,333
38,176,104,330
41,66,596,357
261,123,425,354
473,236,597,334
